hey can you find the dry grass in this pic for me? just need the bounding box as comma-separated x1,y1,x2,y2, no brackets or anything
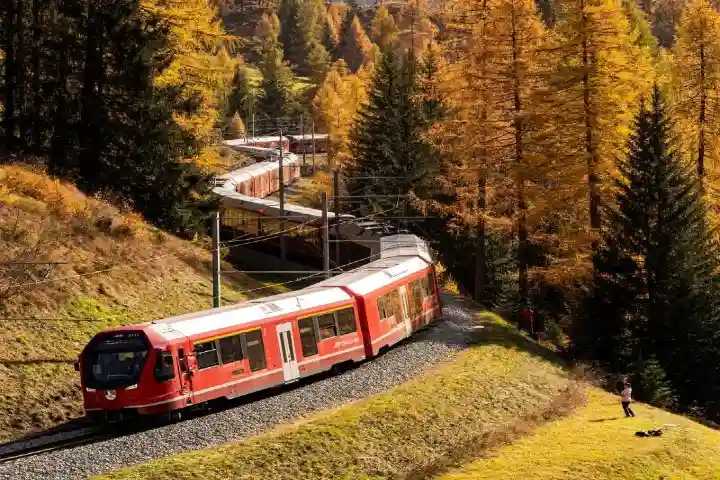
0,164,285,441
438,388,720,480
286,172,333,209
95,306,578,480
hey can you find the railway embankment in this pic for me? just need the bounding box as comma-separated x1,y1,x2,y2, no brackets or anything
0,295,476,480
95,295,720,480
90,296,577,480
0,165,284,443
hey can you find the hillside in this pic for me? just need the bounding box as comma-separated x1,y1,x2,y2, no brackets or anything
96,297,720,480
0,164,287,442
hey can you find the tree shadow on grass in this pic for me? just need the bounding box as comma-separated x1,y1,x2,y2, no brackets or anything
588,417,621,423
437,293,568,370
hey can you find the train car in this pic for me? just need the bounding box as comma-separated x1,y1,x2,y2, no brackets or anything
287,134,329,154
214,157,300,199
224,136,290,153
314,238,442,357
76,236,441,422
77,286,366,421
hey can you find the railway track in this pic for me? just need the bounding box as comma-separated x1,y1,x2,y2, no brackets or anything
0,426,114,465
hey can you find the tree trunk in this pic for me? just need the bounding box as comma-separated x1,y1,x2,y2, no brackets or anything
582,0,601,248
511,0,528,306
473,0,490,305
698,39,706,183
3,0,18,151
474,168,486,304
50,21,71,171
31,0,42,149
17,0,28,148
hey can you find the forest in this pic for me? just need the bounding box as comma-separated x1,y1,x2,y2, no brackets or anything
1,0,720,423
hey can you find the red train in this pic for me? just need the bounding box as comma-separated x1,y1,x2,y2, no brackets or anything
76,237,442,422
214,157,301,198
286,134,329,154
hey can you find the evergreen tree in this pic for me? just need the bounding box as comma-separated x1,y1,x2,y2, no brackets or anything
345,50,441,224
257,56,294,119
573,87,720,411
228,66,256,122
225,112,246,139
337,15,373,72
279,0,329,76
321,14,339,59
257,13,295,119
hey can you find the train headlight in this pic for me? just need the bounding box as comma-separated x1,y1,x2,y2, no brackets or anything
104,390,117,401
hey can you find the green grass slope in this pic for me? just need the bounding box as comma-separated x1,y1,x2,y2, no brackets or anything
439,388,720,480
96,296,720,480
95,298,580,480
0,164,288,442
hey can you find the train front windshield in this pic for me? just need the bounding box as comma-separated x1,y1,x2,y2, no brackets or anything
83,332,150,390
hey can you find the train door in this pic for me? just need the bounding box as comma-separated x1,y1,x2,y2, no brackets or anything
177,347,194,404
398,286,412,338
275,322,300,382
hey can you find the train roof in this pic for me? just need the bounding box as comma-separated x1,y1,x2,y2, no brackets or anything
215,158,300,182
314,254,431,296
224,136,289,146
215,188,353,221
146,286,352,341
380,234,432,263
285,134,329,141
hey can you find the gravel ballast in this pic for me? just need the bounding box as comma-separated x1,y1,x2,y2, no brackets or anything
0,297,477,480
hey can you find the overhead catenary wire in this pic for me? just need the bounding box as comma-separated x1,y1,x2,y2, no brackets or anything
1,250,399,322
5,203,404,290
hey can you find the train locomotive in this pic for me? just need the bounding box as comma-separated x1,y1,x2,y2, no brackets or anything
76,235,442,422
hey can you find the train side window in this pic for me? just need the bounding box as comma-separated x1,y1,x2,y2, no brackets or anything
195,341,220,370
317,313,337,340
244,330,267,371
219,335,244,364
427,271,436,295
154,351,175,382
409,280,423,317
298,318,318,357
376,296,388,320
336,308,357,335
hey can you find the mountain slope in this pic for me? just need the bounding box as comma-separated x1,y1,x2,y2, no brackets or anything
0,164,284,442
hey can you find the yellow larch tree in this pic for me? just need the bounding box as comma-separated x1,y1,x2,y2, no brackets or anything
431,0,550,303
371,4,399,52
671,0,720,189
313,60,368,168
544,0,652,246
396,0,436,57
142,0,239,170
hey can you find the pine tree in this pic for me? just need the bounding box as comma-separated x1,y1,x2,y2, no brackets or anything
321,14,339,59
337,14,372,71
671,0,720,186
256,12,294,119
228,65,256,122
279,0,329,76
226,112,246,139
371,4,399,52
345,50,441,224
573,87,720,410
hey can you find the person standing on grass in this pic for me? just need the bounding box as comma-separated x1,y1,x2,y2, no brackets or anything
621,381,635,417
